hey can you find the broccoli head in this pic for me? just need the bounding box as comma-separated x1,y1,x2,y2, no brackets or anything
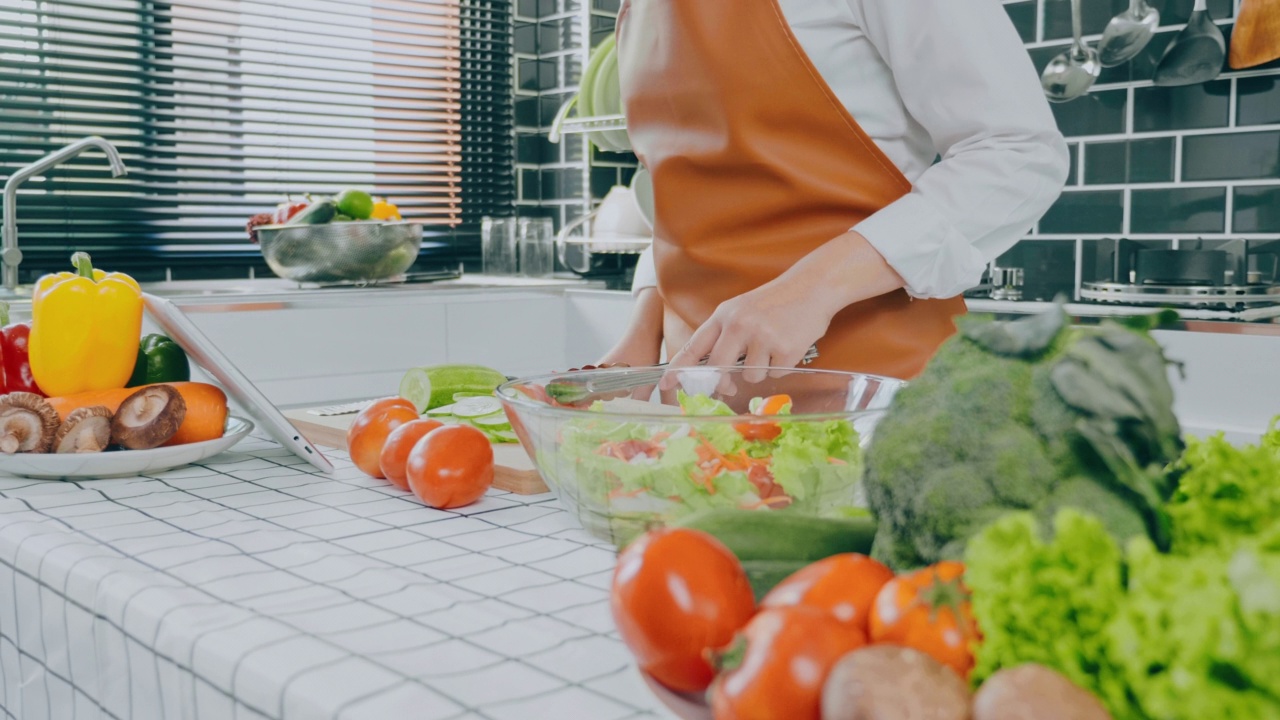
864,305,1184,570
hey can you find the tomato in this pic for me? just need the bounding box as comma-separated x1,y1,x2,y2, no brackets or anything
611,527,755,693
406,424,494,509
273,200,309,224
710,606,867,720
760,553,894,635
868,560,979,679
347,398,419,478
734,394,792,442
378,418,444,491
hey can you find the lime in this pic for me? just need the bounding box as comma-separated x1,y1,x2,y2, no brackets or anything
335,189,374,220
399,367,433,413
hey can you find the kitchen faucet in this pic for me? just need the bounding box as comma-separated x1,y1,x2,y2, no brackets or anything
2,136,128,294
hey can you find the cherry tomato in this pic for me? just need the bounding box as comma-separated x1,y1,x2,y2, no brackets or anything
611,527,755,693
868,560,979,679
406,424,494,509
710,606,867,720
760,553,894,635
347,398,419,478
734,394,792,442
378,418,444,491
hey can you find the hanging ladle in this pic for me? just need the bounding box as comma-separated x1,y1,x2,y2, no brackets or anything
1098,0,1160,67
1042,0,1102,102
1153,0,1226,86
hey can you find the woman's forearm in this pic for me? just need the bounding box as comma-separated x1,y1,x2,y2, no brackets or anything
769,231,906,320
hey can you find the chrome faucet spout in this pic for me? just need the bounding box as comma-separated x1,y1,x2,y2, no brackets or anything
2,136,129,293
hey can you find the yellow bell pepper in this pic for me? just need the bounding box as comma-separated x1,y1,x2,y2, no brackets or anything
30,252,143,397
370,199,401,221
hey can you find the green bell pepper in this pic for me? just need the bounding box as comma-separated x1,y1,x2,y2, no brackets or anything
127,334,190,387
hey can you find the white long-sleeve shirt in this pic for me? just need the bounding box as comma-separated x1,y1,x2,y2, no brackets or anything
629,0,1069,300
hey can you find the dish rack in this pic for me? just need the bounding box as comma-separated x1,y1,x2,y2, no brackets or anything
555,209,651,275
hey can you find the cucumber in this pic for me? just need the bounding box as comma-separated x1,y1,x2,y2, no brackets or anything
672,509,878,599
398,364,508,413
452,396,502,419
285,199,337,226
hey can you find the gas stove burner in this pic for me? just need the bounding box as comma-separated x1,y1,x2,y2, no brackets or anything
1080,281,1280,309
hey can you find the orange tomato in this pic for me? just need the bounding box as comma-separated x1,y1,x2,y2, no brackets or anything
378,418,444,490
710,606,867,720
406,424,494,509
611,527,755,693
868,560,979,679
734,394,792,442
760,553,894,635
347,398,418,478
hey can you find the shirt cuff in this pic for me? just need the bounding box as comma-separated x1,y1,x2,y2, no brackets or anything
631,245,658,296
854,194,989,299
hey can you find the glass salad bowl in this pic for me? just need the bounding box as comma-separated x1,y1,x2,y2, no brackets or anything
497,366,904,546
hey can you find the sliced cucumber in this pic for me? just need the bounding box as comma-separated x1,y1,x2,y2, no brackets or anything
425,403,456,416
399,367,433,413
471,414,512,430
451,396,503,419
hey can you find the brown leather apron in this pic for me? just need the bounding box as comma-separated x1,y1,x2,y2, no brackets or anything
616,0,966,380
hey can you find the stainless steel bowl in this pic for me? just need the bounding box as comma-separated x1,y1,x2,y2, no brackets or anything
256,221,423,283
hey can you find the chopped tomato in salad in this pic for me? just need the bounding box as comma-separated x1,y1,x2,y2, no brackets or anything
554,391,864,521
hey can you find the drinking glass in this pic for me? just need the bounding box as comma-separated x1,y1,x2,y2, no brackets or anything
519,217,556,278
482,217,518,275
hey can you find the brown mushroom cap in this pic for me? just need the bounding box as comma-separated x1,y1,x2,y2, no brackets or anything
111,385,187,450
822,645,971,720
972,665,1112,720
54,406,114,454
0,393,61,454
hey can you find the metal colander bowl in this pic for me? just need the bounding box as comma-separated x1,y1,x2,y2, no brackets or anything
256,221,423,283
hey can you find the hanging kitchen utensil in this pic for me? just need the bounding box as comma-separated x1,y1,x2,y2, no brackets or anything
1042,0,1102,102
1098,0,1160,67
1230,0,1280,69
1153,0,1226,86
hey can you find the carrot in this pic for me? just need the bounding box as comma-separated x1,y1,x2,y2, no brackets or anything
46,382,229,446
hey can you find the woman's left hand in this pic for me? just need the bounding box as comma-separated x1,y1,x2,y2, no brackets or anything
667,231,906,382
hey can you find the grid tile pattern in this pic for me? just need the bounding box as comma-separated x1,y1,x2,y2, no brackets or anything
511,0,1280,303
0,436,675,719
1004,0,1280,300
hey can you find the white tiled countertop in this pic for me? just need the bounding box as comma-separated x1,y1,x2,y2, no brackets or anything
0,435,675,720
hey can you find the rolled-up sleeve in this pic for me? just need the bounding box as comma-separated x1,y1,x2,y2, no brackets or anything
848,0,1069,299
631,245,658,296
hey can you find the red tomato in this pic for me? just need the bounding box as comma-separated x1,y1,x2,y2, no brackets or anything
734,394,792,442
868,560,979,679
378,418,444,490
406,424,494,509
611,527,755,693
347,398,419,478
710,606,867,720
760,553,894,635
273,200,309,224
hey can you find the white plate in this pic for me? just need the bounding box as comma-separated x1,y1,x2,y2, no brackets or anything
0,416,255,480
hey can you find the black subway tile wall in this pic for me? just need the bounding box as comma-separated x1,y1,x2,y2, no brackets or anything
1007,0,1280,300
514,0,630,230
511,1,1280,297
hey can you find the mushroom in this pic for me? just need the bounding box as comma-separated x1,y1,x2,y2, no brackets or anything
111,385,187,450
0,393,60,454
822,645,971,720
54,406,114,454
972,664,1111,720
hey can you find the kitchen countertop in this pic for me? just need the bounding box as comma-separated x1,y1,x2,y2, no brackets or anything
0,434,675,720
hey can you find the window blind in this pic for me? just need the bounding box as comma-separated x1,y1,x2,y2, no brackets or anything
0,0,512,282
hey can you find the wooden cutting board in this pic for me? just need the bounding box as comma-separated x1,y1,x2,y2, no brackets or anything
284,406,549,495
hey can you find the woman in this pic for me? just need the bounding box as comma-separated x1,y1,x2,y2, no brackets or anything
600,0,1069,381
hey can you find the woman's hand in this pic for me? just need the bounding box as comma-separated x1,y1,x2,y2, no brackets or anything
598,286,664,368
668,231,905,381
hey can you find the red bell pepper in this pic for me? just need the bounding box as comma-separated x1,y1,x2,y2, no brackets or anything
0,301,42,396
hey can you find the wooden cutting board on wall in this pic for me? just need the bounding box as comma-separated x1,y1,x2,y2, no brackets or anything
283,407,549,495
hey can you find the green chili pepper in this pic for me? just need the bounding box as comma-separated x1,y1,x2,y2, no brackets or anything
127,334,190,387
